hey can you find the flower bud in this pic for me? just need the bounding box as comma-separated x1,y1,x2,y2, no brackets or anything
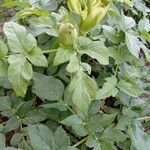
59,23,78,47
67,0,82,14
80,0,111,35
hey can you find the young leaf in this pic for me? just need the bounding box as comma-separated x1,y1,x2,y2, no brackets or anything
8,55,33,97
66,54,79,73
33,73,64,101
69,71,97,113
96,76,118,100
125,32,140,59
53,47,76,66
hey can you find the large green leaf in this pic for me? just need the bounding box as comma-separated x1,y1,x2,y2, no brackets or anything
69,71,97,112
77,37,110,65
125,32,140,59
96,76,118,100
128,122,150,150
28,124,53,150
33,73,64,101
54,126,70,150
29,16,58,36
4,22,37,53
87,114,116,133
28,125,70,150
27,47,48,67
103,127,128,142
8,54,33,97
61,114,87,136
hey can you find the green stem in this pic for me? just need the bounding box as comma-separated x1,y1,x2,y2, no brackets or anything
42,49,58,54
73,136,88,147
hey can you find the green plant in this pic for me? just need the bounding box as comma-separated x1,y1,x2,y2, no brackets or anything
0,0,149,149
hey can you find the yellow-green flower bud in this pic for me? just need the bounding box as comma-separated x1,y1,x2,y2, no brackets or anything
80,0,111,35
59,23,78,47
67,0,82,14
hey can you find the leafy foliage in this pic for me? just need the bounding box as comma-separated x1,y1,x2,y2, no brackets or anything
0,0,149,149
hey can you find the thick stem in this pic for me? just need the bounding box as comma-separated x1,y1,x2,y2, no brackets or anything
73,136,88,147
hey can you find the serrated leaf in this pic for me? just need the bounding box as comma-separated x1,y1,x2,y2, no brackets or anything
87,114,116,133
61,114,87,136
28,124,53,150
54,126,70,150
128,122,150,150
27,47,48,67
86,136,101,150
8,54,33,97
53,47,76,66
5,116,20,133
77,37,110,65
101,140,117,150
103,127,128,142
28,125,70,150
4,22,37,53
125,32,140,59
33,73,64,101
117,79,143,97
96,76,118,100
0,96,11,111
69,71,97,113
0,133,6,149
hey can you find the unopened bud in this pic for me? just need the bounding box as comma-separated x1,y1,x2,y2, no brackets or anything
59,23,78,47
